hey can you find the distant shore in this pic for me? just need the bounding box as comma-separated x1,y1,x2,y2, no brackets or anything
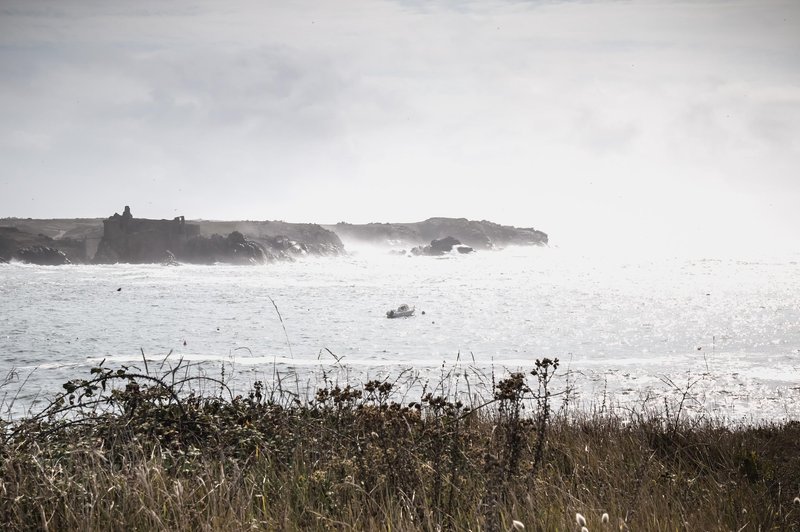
1,208,547,265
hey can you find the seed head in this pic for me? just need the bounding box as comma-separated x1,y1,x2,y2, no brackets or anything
581,527,589,532
576,513,587,527
601,512,609,524
512,520,525,531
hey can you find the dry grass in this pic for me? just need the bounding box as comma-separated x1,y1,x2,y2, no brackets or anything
1,359,799,531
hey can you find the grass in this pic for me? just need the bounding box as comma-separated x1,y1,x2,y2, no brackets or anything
1,358,799,531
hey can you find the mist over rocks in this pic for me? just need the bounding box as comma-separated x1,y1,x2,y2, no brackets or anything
328,217,548,250
1,209,547,265
1,209,348,265
430,236,461,254
90,207,346,265
411,236,474,256
195,220,343,258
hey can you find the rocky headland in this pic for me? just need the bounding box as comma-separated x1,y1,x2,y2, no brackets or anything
194,220,343,258
1,208,547,265
327,217,548,251
0,226,88,265
92,207,345,265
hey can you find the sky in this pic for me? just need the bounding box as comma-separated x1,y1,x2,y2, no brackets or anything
0,0,798,256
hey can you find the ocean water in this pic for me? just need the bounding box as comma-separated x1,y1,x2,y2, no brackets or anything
1,246,799,421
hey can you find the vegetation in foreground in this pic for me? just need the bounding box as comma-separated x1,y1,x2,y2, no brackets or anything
1,358,799,531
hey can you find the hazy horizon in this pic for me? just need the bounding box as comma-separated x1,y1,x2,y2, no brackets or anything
2,0,799,257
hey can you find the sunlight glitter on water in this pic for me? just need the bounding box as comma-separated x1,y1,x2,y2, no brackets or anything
1,247,799,421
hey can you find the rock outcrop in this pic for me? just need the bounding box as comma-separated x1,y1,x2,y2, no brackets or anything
0,226,87,264
411,236,474,256
328,217,547,250
92,207,345,265
0,218,104,258
183,231,268,265
196,221,344,259
431,236,461,254
161,250,180,266
2,209,547,264
17,245,71,265
93,207,200,264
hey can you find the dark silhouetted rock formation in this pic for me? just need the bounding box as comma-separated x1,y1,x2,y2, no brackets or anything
17,245,71,265
2,209,546,265
196,221,344,258
183,231,268,265
431,236,461,254
0,226,87,264
94,206,200,264
0,218,104,258
92,207,344,265
411,236,472,256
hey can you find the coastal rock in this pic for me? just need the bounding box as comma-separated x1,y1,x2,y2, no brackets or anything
196,221,344,257
91,207,345,264
0,226,87,263
430,236,461,254
94,206,199,264
184,231,268,265
4,210,545,263
410,236,467,256
327,217,547,250
16,245,71,265
161,250,180,266
267,235,308,255
1,215,347,262
226,232,268,264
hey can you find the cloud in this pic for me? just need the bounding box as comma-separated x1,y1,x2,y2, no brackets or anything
0,0,798,255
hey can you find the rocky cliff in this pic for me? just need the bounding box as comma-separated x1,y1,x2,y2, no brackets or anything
1,218,105,259
410,236,474,256
93,207,200,264
0,226,88,264
91,207,345,264
327,218,548,250
195,220,344,259
182,231,268,265
2,210,547,264
1,212,345,265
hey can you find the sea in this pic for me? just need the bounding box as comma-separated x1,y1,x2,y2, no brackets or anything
2,245,799,422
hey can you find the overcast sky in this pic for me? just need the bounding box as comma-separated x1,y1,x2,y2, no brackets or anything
1,0,798,256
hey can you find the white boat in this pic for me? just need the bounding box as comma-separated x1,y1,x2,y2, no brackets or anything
386,304,415,318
